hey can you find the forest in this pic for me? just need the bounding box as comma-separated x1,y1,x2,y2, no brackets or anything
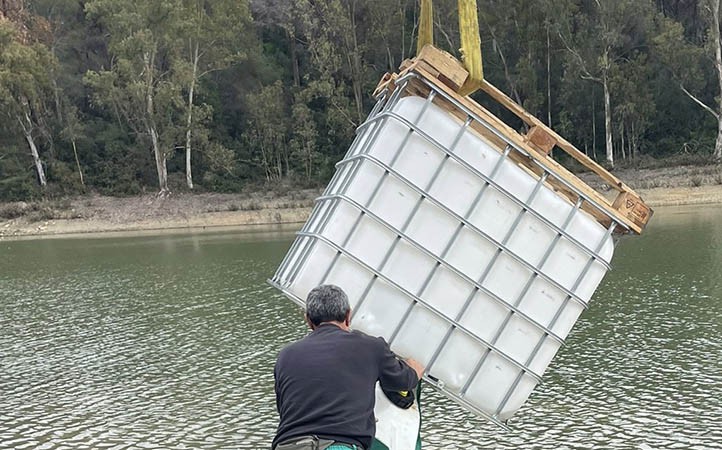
1,0,722,201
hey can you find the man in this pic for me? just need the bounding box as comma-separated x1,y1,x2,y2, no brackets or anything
273,284,424,450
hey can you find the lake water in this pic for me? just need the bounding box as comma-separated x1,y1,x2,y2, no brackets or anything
1,206,721,449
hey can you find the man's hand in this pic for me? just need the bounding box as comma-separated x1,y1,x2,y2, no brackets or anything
404,358,425,380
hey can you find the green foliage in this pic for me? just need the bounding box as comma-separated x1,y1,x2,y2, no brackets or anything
0,167,39,201
1,0,721,201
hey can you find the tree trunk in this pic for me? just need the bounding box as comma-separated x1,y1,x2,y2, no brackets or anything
592,90,597,161
72,138,84,186
712,0,722,160
185,42,199,190
306,143,312,180
348,0,364,123
17,111,47,187
603,75,614,168
52,78,63,124
24,126,47,187
144,50,169,195
547,25,552,127
150,125,169,195
289,30,300,88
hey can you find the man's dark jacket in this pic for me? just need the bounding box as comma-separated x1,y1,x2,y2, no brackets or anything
273,323,419,449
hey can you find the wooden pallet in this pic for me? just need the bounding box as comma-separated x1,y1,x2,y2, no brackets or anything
374,45,652,235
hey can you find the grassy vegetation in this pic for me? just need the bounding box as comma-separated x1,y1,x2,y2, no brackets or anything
0,199,81,223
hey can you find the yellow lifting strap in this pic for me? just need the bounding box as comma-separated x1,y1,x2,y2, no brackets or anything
416,0,483,96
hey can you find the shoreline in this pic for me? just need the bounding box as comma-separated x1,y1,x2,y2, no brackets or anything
1,184,721,240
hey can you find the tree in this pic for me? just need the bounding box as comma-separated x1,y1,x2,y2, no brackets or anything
704,0,722,160
176,0,251,189
557,0,654,168
292,0,370,126
84,0,185,196
59,105,86,186
290,96,319,181
244,81,290,181
609,53,655,161
656,1,722,160
0,19,56,187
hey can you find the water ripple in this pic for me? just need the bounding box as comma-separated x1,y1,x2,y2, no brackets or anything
1,214,721,449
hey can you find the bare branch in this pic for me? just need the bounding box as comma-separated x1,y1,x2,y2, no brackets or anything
680,83,719,119
557,30,601,82
486,26,523,105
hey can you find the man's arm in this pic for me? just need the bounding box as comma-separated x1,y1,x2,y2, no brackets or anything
377,339,425,391
273,359,283,414
403,357,424,380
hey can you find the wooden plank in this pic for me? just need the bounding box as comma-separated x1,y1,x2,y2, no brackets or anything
399,58,414,72
373,72,397,99
479,79,629,192
477,77,653,232
416,45,469,92
401,71,620,230
612,191,653,233
401,63,645,234
392,45,652,233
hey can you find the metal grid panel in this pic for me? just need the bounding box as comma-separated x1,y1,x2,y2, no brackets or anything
270,76,619,427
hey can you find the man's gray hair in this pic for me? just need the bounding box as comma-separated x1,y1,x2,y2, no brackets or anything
305,284,350,326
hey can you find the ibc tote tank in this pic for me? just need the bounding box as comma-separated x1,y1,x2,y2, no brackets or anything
269,45,652,427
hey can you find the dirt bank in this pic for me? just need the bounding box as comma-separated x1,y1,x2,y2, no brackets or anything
0,190,320,239
1,164,721,239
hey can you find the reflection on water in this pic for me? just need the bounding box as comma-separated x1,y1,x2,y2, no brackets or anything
1,207,721,449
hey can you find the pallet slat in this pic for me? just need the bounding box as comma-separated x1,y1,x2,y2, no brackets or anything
376,45,652,235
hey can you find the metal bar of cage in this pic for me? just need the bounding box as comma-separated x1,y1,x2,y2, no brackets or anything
312,193,566,345
491,220,618,419
461,196,585,405
384,117,475,346
355,108,613,269
291,230,544,383
276,83,412,292
337,152,593,309
268,65,627,427
421,144,514,375
457,170,555,397
395,72,631,234
338,93,440,321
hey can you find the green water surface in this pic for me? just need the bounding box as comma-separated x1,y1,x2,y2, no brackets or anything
1,207,720,449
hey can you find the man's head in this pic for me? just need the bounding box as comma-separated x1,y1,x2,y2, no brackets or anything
305,284,351,330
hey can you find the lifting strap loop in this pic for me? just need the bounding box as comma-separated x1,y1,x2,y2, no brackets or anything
416,0,484,96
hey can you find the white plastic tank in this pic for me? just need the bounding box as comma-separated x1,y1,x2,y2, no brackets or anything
271,92,615,425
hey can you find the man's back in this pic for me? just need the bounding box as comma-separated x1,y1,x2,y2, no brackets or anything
273,324,418,450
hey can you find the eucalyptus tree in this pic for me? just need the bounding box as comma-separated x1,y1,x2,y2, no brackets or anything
290,95,319,181
609,53,655,161
176,0,251,189
251,0,396,178
476,0,573,124
290,0,374,127
701,0,722,160
556,0,655,168
243,81,290,181
0,20,56,187
656,1,722,160
84,0,185,196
